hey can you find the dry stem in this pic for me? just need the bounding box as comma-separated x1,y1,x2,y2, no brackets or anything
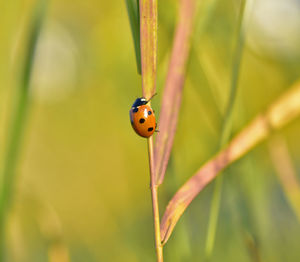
154,0,196,185
148,136,163,261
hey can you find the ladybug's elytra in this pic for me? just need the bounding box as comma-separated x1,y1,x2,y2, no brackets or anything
130,96,157,138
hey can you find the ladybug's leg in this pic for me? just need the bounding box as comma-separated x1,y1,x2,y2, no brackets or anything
146,93,157,103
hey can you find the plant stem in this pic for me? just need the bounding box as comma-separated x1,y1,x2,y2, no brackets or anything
139,0,160,259
148,136,163,262
154,0,196,186
205,174,223,257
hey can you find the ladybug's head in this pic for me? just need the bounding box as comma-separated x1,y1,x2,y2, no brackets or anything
132,97,148,108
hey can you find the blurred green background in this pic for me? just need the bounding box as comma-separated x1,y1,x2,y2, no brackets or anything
1,0,300,261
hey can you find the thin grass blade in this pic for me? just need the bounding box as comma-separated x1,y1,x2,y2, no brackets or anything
154,0,197,186
160,81,300,245
125,0,141,74
0,0,47,258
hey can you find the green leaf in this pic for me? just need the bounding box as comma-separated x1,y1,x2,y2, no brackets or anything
125,0,141,74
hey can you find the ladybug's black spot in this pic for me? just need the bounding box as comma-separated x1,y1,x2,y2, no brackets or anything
148,127,154,132
132,107,138,113
139,118,145,124
148,111,152,115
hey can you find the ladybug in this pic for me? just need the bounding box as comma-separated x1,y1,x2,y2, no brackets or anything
130,95,157,138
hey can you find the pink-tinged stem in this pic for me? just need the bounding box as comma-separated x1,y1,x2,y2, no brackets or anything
160,81,300,244
154,0,196,186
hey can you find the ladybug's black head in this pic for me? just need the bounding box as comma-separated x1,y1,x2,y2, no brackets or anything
132,97,148,108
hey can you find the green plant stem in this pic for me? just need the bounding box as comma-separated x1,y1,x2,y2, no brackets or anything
0,1,46,260
148,136,163,262
205,174,223,257
205,0,246,258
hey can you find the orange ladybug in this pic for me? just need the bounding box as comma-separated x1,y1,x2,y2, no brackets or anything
130,96,157,138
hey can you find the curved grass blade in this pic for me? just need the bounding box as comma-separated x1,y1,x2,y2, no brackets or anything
205,0,247,257
154,0,197,186
125,0,141,74
0,0,47,258
160,81,300,245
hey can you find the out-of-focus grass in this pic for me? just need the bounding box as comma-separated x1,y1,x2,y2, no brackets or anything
0,0,46,260
0,0,300,261
206,0,247,257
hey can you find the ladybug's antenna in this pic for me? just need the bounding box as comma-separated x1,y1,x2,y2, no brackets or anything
147,93,157,103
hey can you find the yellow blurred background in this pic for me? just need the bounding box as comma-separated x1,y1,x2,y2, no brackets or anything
1,0,300,261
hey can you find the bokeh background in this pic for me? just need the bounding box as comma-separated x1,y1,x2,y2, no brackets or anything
1,0,300,261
